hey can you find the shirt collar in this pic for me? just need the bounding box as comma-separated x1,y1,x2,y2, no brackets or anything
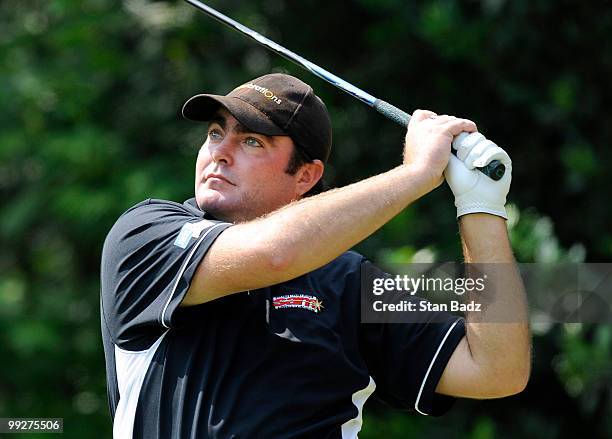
183,197,221,221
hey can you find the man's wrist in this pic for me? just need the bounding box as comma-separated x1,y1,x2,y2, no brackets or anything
402,163,443,197
459,212,508,229
459,213,514,263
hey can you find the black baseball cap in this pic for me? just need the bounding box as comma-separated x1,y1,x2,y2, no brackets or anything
182,73,332,162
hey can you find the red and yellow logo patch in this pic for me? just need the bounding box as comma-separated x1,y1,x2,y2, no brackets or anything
272,294,323,313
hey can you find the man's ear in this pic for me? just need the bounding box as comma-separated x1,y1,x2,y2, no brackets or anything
295,159,324,197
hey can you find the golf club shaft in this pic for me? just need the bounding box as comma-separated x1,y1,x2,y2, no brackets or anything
184,0,505,181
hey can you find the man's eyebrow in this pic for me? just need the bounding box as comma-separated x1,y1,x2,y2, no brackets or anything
208,114,250,134
208,114,226,129
232,123,252,135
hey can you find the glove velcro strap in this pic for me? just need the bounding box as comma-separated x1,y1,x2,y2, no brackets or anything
456,203,508,220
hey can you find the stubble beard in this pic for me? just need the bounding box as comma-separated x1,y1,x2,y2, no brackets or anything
197,187,265,224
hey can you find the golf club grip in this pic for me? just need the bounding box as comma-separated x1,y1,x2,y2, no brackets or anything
373,99,505,181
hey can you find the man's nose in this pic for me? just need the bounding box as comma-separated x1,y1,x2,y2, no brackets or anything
209,137,235,165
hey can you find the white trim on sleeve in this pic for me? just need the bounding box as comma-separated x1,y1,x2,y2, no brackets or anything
160,222,228,328
414,318,463,416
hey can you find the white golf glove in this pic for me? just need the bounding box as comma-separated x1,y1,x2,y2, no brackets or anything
444,132,512,219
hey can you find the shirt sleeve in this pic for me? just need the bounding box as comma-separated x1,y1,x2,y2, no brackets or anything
100,199,232,351
359,259,466,416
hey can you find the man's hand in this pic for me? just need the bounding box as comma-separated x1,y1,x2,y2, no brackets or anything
444,132,512,219
404,110,477,190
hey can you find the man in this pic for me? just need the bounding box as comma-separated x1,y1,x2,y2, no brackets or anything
100,73,530,438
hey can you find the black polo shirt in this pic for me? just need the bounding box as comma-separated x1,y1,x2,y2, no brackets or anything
100,198,466,439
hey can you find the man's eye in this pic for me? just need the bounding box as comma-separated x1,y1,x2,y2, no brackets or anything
208,129,222,140
245,137,263,148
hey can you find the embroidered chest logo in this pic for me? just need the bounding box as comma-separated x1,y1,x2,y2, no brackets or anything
272,294,323,313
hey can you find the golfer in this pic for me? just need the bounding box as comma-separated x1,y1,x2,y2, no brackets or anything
100,73,530,438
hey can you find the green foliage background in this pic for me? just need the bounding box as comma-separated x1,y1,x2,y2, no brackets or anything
1,0,611,437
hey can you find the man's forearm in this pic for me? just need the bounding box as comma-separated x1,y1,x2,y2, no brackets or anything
187,163,436,304
460,214,531,392
240,163,435,280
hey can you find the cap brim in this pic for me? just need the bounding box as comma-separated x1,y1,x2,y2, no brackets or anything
181,94,286,136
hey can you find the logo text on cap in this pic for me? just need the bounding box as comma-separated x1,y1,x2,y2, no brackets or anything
236,83,282,105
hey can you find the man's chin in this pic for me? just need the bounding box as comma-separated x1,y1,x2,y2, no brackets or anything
196,192,235,220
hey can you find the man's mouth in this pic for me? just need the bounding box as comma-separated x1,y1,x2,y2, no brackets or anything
204,173,235,186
